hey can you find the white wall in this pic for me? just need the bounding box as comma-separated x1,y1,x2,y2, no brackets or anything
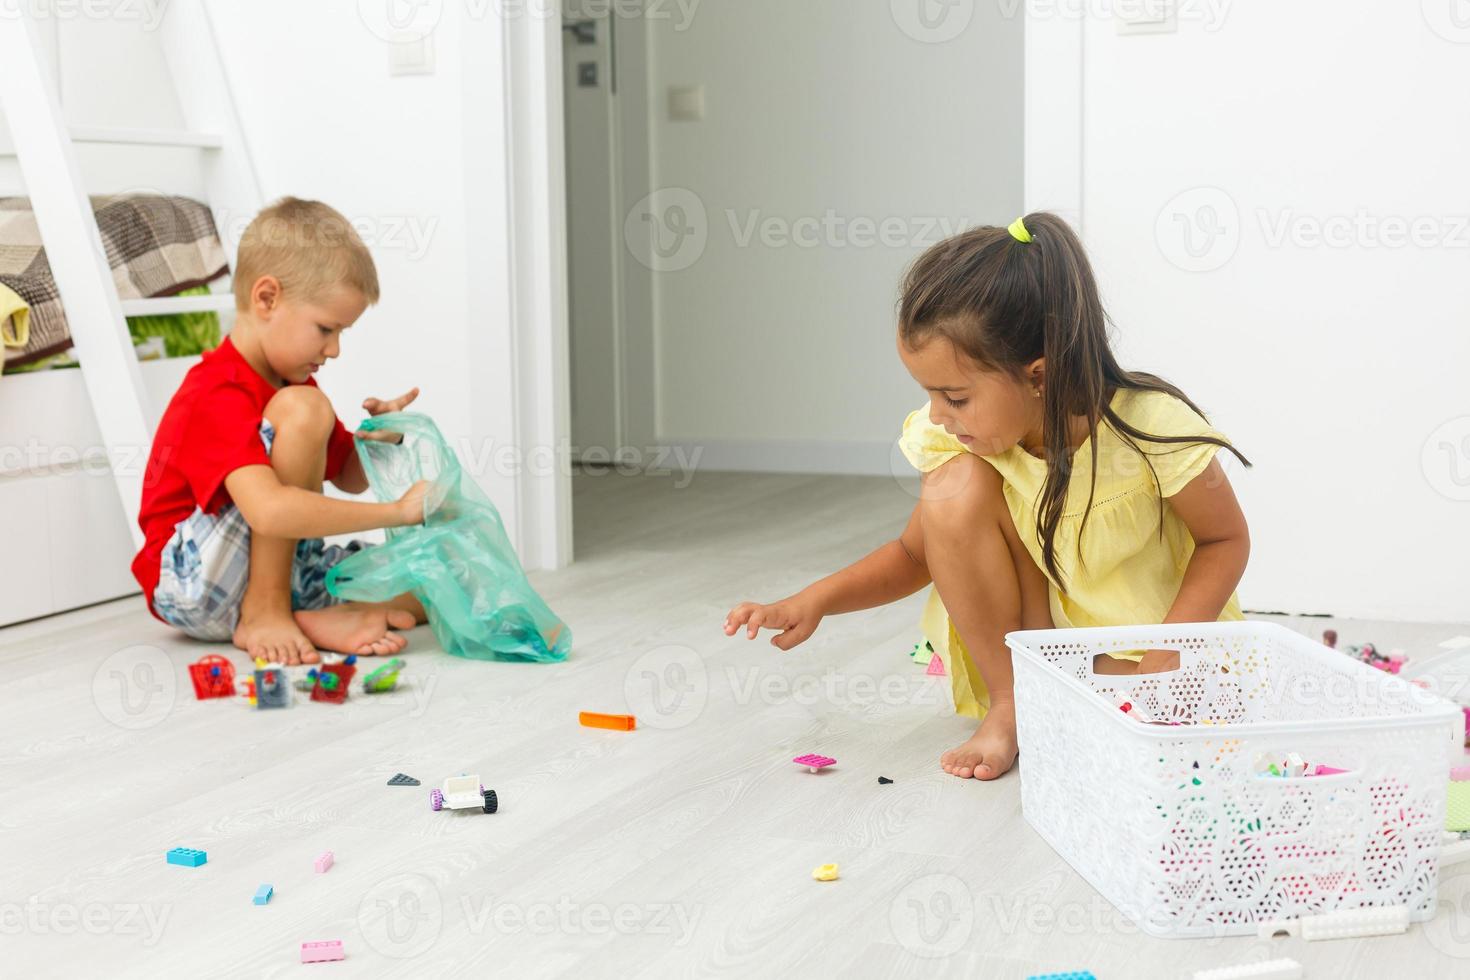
1080,4,1470,622
642,1,1023,468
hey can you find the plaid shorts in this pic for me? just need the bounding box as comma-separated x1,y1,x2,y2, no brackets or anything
152,420,371,641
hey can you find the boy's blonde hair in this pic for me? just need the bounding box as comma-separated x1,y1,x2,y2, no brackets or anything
233,197,380,310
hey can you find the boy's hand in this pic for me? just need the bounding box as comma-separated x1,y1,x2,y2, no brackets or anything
396,479,433,526
724,594,824,651
357,388,421,444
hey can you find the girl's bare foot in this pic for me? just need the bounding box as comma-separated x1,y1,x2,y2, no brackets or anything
233,609,319,666
294,605,415,656
940,700,1018,780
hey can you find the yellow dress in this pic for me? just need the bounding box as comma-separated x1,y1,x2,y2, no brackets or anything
899,387,1244,719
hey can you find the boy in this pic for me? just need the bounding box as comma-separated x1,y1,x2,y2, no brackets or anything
132,197,429,665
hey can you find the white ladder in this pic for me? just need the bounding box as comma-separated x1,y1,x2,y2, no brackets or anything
0,0,261,546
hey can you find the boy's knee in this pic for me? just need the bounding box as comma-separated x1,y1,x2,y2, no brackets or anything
264,384,334,437
921,453,1002,532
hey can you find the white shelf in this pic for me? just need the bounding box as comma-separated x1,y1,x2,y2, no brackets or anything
121,294,235,317
67,126,224,149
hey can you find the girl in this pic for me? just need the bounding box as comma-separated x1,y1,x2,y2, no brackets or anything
723,213,1251,781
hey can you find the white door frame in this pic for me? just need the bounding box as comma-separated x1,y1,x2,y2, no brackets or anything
497,7,1084,567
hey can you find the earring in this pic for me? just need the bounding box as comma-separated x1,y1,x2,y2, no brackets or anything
1032,387,1042,398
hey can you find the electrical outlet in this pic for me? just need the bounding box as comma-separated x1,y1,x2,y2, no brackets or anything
390,31,435,75
1116,0,1176,34
668,85,705,122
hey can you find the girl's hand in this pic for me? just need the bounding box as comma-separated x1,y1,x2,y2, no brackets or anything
724,595,824,651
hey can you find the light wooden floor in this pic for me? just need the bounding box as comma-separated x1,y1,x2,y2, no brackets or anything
4,471,1469,978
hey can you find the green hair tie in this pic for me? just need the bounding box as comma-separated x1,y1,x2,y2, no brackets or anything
1008,217,1032,244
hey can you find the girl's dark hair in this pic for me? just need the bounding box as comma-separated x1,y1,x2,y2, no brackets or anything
898,212,1250,588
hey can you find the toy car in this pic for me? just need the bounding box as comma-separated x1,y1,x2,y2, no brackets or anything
430,774,497,814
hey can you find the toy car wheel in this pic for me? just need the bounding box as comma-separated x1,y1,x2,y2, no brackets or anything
430,789,444,811
482,789,498,814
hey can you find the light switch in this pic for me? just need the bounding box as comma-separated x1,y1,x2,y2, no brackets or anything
1116,0,1176,34
390,31,435,75
668,85,705,122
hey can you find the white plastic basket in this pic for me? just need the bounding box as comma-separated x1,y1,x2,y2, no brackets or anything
1007,620,1462,939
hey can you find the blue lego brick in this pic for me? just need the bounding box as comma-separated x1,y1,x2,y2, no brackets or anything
166,847,207,867
253,884,273,905
1026,973,1097,980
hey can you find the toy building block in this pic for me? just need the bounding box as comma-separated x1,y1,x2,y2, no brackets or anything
387,773,420,786
1448,781,1470,833
811,863,839,881
166,847,207,867
579,711,636,731
1258,905,1409,941
188,655,236,700
311,658,357,704
1193,959,1302,980
878,776,893,784
431,774,497,814
301,940,344,963
794,754,836,773
314,850,334,873
253,884,273,905
926,652,946,676
254,667,291,709
910,639,934,663
363,657,405,693
1025,973,1097,980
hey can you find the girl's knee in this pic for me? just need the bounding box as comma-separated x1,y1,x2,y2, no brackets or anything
920,454,1003,532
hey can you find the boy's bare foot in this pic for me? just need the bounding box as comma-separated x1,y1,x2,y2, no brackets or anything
295,605,415,656
941,700,1018,780
233,610,319,666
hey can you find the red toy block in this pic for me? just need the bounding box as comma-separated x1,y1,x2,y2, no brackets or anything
579,711,636,731
188,655,236,700
310,659,357,704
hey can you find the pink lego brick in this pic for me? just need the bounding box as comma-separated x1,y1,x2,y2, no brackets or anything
1451,765,1470,783
314,851,334,873
926,652,946,676
301,940,344,963
793,754,835,772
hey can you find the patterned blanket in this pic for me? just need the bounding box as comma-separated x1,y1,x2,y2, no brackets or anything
0,194,228,368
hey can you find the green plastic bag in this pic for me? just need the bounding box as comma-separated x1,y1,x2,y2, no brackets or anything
325,412,571,663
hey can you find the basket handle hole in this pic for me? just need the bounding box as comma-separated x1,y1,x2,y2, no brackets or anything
1092,648,1184,676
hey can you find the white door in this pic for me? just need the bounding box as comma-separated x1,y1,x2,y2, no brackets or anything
561,5,620,459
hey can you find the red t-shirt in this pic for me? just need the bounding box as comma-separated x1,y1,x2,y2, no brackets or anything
131,337,355,616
